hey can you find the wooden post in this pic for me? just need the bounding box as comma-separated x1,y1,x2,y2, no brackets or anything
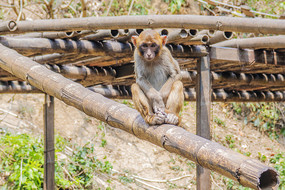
196,55,212,189
44,94,55,190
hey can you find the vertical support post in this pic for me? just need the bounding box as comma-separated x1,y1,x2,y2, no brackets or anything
44,94,55,190
196,55,212,190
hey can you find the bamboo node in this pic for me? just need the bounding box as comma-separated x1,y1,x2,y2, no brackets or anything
216,21,223,30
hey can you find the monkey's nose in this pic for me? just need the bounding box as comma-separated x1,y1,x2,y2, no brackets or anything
147,54,152,58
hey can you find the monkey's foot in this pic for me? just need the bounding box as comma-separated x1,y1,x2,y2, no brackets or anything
165,113,179,125
146,112,166,125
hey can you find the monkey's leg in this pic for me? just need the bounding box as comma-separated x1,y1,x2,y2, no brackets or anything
164,80,184,125
131,83,165,125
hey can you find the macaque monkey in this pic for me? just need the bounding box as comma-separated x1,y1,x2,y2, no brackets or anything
131,30,184,125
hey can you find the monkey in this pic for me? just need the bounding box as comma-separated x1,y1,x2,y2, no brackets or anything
131,30,184,126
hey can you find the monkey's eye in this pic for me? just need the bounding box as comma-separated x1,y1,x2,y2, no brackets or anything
142,43,148,48
150,43,157,48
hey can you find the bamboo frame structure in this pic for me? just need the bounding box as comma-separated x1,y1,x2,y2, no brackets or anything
214,36,285,49
1,15,285,34
0,42,279,190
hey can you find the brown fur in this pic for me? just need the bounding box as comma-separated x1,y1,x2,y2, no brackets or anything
131,30,184,126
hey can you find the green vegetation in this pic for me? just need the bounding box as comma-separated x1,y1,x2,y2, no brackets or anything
0,133,113,189
230,103,285,139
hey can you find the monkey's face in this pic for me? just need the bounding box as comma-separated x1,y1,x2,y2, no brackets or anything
138,42,160,62
132,30,167,62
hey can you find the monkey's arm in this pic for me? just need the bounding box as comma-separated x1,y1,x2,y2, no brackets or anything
159,58,182,98
136,75,165,111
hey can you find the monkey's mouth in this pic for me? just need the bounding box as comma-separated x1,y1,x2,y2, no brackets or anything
145,57,155,62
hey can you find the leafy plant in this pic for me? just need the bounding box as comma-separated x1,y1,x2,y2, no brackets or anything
0,132,113,189
230,102,284,139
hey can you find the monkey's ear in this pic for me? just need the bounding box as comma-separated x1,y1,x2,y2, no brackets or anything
131,36,138,46
161,35,167,46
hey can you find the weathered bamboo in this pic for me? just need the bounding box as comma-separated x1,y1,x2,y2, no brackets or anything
0,20,17,33
81,29,119,40
88,84,285,102
208,31,233,45
0,37,134,57
14,31,76,39
169,29,198,44
213,36,285,49
198,29,216,37
0,43,279,189
117,29,144,42
2,15,285,35
0,81,41,93
182,34,209,45
166,29,189,44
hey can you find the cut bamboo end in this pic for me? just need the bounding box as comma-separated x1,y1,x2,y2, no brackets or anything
8,20,17,32
259,168,279,189
238,159,279,189
188,29,198,37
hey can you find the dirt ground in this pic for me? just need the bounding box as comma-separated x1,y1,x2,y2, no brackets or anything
0,94,283,189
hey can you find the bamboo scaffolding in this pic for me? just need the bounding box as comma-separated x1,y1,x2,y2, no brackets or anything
0,43,279,190
214,36,285,49
88,85,285,102
0,37,207,59
2,15,285,35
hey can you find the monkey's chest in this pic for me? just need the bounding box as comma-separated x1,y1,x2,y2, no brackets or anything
146,68,168,91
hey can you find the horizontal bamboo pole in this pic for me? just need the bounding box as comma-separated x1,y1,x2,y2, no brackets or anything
0,20,17,33
14,31,76,39
81,29,119,40
2,15,285,35
0,43,279,189
208,31,233,45
213,36,285,49
0,37,207,58
0,81,41,93
88,84,285,102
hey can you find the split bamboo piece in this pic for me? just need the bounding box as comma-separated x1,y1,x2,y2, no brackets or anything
0,43,279,189
2,15,285,34
213,35,285,49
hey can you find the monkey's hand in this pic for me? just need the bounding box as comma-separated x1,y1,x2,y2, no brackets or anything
147,89,165,112
165,113,179,125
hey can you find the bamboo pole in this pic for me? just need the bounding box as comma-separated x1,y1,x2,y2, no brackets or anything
0,37,207,58
0,43,279,190
14,31,76,39
208,31,233,45
166,29,189,44
1,15,285,35
81,29,119,40
183,34,209,45
0,20,17,33
213,36,285,49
